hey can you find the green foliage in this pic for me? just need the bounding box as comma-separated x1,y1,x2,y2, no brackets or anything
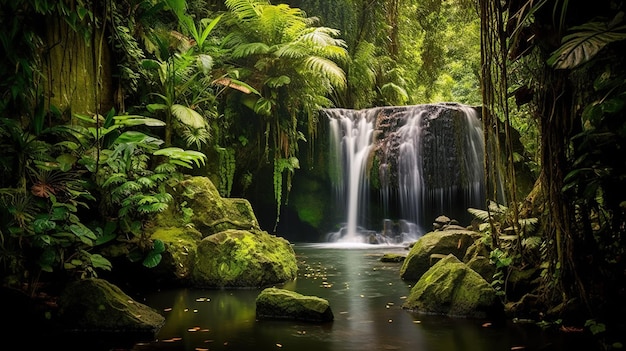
273,157,300,229
548,12,626,70
469,201,539,301
217,147,236,197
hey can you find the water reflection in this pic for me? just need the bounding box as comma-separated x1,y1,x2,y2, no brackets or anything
132,244,588,351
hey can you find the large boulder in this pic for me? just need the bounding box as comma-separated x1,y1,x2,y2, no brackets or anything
150,226,203,282
192,229,298,287
157,176,261,236
256,287,334,322
58,278,165,333
402,254,503,319
400,229,481,280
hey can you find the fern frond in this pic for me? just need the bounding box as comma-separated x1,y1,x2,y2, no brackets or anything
518,217,539,232
225,0,262,21
231,42,271,58
137,176,156,188
155,192,173,203
138,202,169,213
274,43,307,59
468,207,491,222
522,236,542,250
101,173,128,188
137,195,158,205
298,27,344,48
303,56,346,88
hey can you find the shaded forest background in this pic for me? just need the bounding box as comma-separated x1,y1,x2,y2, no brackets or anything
0,0,624,348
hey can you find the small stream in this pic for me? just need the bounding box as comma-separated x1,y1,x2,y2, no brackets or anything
126,243,590,351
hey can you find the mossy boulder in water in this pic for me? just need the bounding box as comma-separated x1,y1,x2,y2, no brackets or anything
402,254,503,319
192,229,298,287
58,278,165,333
400,229,481,280
256,287,334,322
150,226,203,282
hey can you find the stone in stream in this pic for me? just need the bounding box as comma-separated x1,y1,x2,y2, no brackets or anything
256,287,334,322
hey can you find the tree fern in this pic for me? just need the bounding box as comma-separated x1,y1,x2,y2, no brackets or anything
304,56,346,88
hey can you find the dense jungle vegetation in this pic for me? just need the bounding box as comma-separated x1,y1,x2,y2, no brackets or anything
0,0,624,348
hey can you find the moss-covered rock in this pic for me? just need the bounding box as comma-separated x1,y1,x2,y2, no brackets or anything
463,240,495,282
256,287,333,322
400,229,481,281
150,226,202,282
402,254,503,319
380,253,406,263
157,176,260,236
58,278,165,333
192,229,298,287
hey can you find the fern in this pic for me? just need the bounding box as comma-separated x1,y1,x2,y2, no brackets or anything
468,207,491,222
304,56,346,88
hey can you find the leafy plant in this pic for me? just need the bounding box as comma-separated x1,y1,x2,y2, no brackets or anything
548,12,626,70
78,111,205,268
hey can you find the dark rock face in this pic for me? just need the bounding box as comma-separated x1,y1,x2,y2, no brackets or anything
256,287,334,322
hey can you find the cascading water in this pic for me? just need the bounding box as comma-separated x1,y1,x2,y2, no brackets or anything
325,103,485,244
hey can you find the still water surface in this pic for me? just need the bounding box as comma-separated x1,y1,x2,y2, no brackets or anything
126,243,589,351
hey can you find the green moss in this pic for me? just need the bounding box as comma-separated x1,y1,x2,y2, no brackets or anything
151,226,202,279
192,229,298,287
256,287,333,322
402,254,502,319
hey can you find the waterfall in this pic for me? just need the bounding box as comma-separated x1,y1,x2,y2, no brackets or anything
325,103,485,244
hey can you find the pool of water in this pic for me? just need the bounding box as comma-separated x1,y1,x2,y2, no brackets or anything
123,243,592,351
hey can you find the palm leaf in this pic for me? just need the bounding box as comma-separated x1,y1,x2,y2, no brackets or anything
548,15,626,69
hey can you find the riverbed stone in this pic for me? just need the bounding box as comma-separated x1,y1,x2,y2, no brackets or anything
256,287,334,322
380,253,406,262
402,254,503,319
192,229,298,287
400,229,482,280
58,278,165,333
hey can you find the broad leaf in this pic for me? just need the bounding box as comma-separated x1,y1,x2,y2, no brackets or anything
171,104,205,129
548,17,626,69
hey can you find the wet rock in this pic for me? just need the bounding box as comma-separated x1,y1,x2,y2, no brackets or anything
400,229,481,280
192,229,298,288
402,254,504,319
58,278,165,334
380,253,406,263
157,176,261,236
256,288,334,322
